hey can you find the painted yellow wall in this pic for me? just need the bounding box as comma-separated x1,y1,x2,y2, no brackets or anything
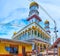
18,45,22,54
25,45,32,52
0,43,9,54
58,47,60,56
0,42,32,55
18,43,32,53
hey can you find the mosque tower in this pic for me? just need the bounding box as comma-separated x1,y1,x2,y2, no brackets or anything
27,1,42,23
44,20,50,34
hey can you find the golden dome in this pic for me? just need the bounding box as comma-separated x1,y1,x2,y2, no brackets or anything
45,20,49,24
13,32,17,35
30,2,39,8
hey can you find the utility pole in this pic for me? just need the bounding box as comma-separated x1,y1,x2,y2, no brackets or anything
54,20,58,41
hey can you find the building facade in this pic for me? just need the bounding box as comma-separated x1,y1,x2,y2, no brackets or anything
0,38,32,56
12,1,51,54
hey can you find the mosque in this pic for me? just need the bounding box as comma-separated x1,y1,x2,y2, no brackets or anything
14,0,50,51
12,1,51,55
0,1,60,56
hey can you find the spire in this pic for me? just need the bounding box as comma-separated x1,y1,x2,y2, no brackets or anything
13,32,17,35
30,1,39,8
44,20,50,34
45,20,49,24
27,1,42,24
29,1,39,16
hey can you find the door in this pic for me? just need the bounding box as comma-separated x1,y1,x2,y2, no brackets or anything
22,46,26,56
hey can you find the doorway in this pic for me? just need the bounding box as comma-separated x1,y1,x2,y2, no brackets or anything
22,46,26,56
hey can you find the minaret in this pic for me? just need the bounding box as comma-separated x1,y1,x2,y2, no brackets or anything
44,20,50,34
29,1,39,16
27,1,42,23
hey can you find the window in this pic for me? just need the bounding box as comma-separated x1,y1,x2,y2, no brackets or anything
5,46,18,54
5,47,10,51
28,31,31,35
44,45,46,49
38,32,40,37
10,47,18,54
32,30,33,34
40,32,42,38
34,30,37,35
30,6,38,10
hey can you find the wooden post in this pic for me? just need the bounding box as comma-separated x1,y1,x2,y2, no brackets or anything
57,43,60,56
46,45,48,56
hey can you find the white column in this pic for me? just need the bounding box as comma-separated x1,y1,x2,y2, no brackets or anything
32,43,35,50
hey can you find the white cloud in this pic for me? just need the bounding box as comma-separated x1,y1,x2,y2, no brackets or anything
0,8,28,23
0,0,60,39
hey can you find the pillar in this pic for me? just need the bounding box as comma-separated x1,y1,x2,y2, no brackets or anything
37,43,40,53
42,44,44,52
46,44,48,56
39,43,40,52
57,43,60,56
32,43,35,50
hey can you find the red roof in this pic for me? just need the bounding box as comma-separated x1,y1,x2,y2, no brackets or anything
54,38,60,46
27,14,42,21
51,38,60,48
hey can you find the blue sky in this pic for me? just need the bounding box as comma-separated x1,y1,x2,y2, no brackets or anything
0,0,60,39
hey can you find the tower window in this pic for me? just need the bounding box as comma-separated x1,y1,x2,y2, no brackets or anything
38,32,40,37
34,30,37,35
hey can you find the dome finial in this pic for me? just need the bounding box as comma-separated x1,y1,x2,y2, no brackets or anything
30,1,39,8
45,19,49,24
13,32,17,35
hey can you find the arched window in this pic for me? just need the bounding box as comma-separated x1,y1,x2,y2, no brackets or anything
38,32,40,37
34,30,37,35
28,31,31,36
32,30,33,34
40,33,42,38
